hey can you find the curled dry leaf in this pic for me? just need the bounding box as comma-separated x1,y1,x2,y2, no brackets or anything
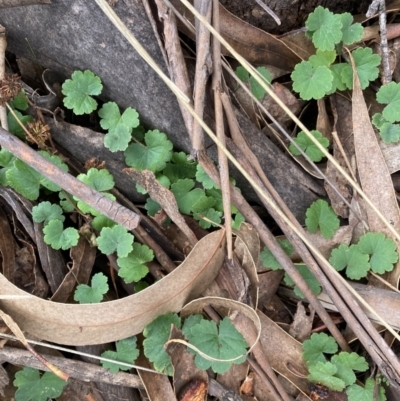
0,230,225,345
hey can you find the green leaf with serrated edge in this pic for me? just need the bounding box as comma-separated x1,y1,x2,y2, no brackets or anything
340,13,364,45
377,82,400,123
98,102,139,132
379,122,400,144
289,130,329,162
104,125,132,152
143,313,182,376
305,7,343,51
62,70,102,115
192,195,216,213
284,264,321,299
196,164,218,189
326,63,348,94
305,199,340,239
14,367,67,401
134,281,149,292
340,47,381,90
307,361,346,392
117,243,154,283
372,113,387,129
249,66,272,100
74,272,109,304
7,109,33,139
346,378,387,401
232,212,245,230
330,352,368,387
43,220,79,250
302,333,338,366
171,179,205,215
97,225,134,257
182,314,204,338
145,197,161,216
91,215,116,231
329,244,370,280
77,168,115,192
125,129,173,172
163,163,197,184
101,336,139,373
184,317,248,374
260,238,294,270
6,159,41,200
235,66,250,82
194,208,222,229
9,89,29,111
309,50,337,68
291,61,333,100
32,202,65,226
358,232,398,274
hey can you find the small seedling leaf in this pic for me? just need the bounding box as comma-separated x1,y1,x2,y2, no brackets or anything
309,50,336,68
117,243,154,283
340,13,363,45
143,313,182,376
302,332,338,366
379,122,400,144
32,202,65,226
125,130,173,172
291,61,333,100
289,130,329,162
97,225,134,257
74,272,109,304
305,6,343,51
196,164,219,189
341,47,381,90
305,199,339,239
184,317,248,374
101,336,139,373
377,81,400,123
260,238,294,270
307,361,346,392
194,207,222,229
98,102,139,132
171,178,205,215
232,212,245,230
249,66,272,100
329,244,370,280
77,168,115,192
104,125,132,152
235,66,250,82
43,219,79,250
358,232,398,274
62,70,103,115
9,89,29,111
7,109,33,139
14,367,67,401
346,378,387,401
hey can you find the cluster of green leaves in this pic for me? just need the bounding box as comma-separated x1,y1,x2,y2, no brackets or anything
234,65,272,100
61,70,245,230
260,199,340,298
329,231,398,280
303,333,386,400
101,336,139,373
372,82,400,144
13,367,68,401
291,6,380,100
143,312,248,375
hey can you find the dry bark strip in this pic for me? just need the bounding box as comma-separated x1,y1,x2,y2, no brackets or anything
0,346,144,389
0,127,141,231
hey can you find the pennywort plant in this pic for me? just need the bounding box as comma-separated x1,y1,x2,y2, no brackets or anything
303,333,387,401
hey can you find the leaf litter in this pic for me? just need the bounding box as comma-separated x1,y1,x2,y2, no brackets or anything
4,2,400,401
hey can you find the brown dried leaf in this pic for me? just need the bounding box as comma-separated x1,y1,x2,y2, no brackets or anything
51,236,96,303
166,326,208,401
352,55,400,286
0,230,225,345
170,1,300,70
